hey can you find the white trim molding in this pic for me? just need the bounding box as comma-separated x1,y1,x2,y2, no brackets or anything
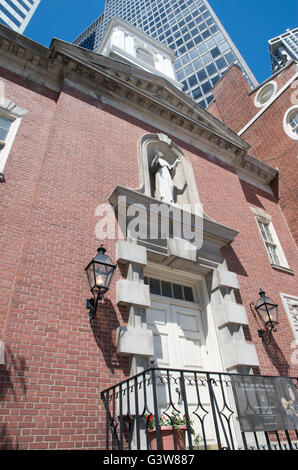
283,105,298,140
238,71,298,136
254,81,278,108
0,99,28,174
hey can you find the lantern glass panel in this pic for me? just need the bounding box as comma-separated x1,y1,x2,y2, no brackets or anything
94,262,114,288
255,293,278,326
85,262,96,290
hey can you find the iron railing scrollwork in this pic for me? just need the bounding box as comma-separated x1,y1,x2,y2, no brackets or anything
100,368,298,451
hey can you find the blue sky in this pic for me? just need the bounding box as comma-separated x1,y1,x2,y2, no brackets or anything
25,0,298,84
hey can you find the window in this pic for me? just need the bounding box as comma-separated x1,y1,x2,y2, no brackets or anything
0,101,27,178
0,114,14,149
257,220,281,265
283,106,298,140
254,81,277,108
253,211,291,271
144,276,194,302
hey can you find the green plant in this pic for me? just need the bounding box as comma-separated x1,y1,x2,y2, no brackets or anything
145,412,201,446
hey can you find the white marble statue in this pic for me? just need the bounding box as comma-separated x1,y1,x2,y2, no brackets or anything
150,149,181,203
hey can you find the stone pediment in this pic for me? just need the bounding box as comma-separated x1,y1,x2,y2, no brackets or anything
0,26,278,187
50,40,249,151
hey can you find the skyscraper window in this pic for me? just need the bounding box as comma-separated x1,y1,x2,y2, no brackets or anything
0,0,40,33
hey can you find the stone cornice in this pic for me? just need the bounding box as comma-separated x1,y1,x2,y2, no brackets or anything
0,25,278,187
109,185,239,249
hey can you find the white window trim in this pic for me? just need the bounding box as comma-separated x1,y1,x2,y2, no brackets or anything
254,80,278,108
250,207,291,271
0,113,21,174
283,105,298,141
0,99,28,174
238,71,298,136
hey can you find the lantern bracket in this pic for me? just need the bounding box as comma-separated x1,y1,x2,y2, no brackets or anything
257,327,275,346
86,286,108,321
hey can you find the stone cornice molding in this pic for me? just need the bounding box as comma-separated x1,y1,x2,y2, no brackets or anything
108,185,239,249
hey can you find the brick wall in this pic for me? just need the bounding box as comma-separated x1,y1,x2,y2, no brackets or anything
208,62,298,245
0,68,297,449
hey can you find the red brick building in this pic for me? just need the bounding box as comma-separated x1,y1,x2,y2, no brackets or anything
0,24,297,451
208,61,298,245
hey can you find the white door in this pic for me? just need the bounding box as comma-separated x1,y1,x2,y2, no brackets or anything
147,299,208,371
146,298,218,447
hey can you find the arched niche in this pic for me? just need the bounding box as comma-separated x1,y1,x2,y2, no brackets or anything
138,133,200,207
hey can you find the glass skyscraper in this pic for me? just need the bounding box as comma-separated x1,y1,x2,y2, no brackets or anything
74,0,258,109
0,0,41,33
269,27,298,72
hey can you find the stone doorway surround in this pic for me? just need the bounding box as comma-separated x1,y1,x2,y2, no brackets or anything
109,185,260,376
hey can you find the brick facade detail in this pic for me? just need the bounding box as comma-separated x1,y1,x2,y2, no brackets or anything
208,63,298,245
0,37,297,450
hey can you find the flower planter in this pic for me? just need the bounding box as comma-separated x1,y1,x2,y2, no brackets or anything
148,426,187,450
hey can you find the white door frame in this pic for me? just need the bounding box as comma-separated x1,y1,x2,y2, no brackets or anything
144,262,225,373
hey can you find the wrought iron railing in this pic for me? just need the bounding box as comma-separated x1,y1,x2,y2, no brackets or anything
100,368,298,451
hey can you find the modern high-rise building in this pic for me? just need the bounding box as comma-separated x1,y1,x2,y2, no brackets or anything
74,0,258,109
0,0,40,34
269,27,298,72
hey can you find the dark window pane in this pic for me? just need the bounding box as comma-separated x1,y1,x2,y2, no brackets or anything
194,35,203,44
173,283,183,300
192,86,202,100
216,56,227,70
202,29,211,39
186,40,194,49
211,75,221,86
144,276,148,285
183,286,194,302
149,278,161,295
206,63,217,76
161,281,172,298
225,51,236,64
197,69,207,81
210,24,218,34
210,47,220,58
188,74,198,87
202,81,212,93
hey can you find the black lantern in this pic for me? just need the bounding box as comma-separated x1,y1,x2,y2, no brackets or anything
85,244,117,320
253,289,278,345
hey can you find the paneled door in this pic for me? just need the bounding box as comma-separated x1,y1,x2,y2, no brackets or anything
147,299,208,370
146,298,219,448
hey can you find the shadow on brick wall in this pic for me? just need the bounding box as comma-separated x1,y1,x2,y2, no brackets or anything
90,298,129,375
264,336,290,377
222,245,248,277
0,346,27,449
